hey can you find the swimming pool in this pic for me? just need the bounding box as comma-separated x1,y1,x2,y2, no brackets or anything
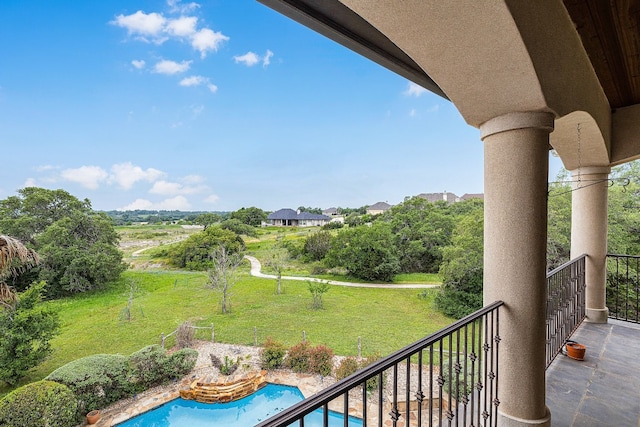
116,383,363,427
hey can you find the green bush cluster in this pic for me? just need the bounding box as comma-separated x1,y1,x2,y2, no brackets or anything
260,337,287,370
0,380,78,427
45,345,197,412
285,341,335,376
335,354,384,392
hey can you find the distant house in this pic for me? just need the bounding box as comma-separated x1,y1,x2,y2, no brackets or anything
366,201,392,215
416,192,460,204
415,192,484,204
322,207,339,216
460,193,484,201
267,209,331,227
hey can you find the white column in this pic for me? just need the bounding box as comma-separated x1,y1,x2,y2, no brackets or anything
481,112,554,427
570,166,610,323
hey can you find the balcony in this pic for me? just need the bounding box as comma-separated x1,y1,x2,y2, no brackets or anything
256,255,639,426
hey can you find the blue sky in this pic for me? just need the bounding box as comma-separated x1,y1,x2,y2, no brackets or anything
0,0,562,212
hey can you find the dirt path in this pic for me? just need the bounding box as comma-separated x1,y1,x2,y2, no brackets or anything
244,255,440,289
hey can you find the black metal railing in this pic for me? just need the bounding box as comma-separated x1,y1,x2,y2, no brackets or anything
607,254,640,323
545,255,586,368
256,301,503,427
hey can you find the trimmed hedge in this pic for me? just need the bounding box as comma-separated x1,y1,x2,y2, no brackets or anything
0,380,77,427
45,354,133,412
45,345,198,412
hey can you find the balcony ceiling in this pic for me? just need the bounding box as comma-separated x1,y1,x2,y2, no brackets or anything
260,0,640,112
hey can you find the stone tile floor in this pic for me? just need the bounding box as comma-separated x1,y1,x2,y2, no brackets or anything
546,319,640,427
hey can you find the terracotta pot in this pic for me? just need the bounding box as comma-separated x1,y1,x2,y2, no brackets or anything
566,342,586,361
86,410,100,425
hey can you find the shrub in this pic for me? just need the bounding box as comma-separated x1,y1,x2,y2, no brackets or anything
303,230,332,260
285,341,311,373
175,321,195,349
0,380,78,427
210,354,239,375
335,356,360,381
322,221,343,230
168,348,198,377
335,354,384,392
285,342,335,375
129,345,170,387
45,354,133,413
308,344,334,376
260,338,287,370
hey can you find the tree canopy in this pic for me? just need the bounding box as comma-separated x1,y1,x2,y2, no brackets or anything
230,207,267,227
0,188,125,297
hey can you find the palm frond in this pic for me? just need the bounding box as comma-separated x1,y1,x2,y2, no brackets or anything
0,234,41,279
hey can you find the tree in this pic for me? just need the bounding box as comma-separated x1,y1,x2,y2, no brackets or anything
326,222,400,281
168,226,245,270
0,281,60,385
194,213,221,230
220,218,258,237
385,197,454,273
547,174,572,270
264,247,289,294
230,207,267,227
0,187,90,245
303,230,332,261
308,280,329,309
0,188,125,296
0,235,40,308
207,245,244,314
37,212,126,297
297,206,322,214
436,209,484,318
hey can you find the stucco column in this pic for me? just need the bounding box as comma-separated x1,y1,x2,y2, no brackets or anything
481,112,554,427
570,166,610,323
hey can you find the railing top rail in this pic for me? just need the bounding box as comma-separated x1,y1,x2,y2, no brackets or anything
547,254,587,277
607,253,640,259
255,300,504,426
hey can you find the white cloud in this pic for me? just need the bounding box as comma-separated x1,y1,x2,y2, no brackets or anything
24,178,37,187
60,166,108,189
154,59,191,74
111,11,166,40
119,198,155,211
167,0,200,14
182,174,204,184
409,109,417,118
204,194,219,204
233,52,260,67
233,50,274,67
156,195,191,210
34,164,57,172
191,28,229,58
427,104,440,113
165,16,197,37
179,75,206,86
149,179,208,195
179,76,217,93
109,162,165,189
191,105,204,116
404,82,428,97
132,59,146,69
263,49,274,67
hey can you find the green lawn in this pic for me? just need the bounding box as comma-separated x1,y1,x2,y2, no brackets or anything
2,265,451,396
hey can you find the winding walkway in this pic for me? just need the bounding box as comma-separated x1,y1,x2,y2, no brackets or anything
244,255,439,289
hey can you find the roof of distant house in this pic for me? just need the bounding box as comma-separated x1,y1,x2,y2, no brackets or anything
267,208,330,221
367,201,392,211
460,193,484,200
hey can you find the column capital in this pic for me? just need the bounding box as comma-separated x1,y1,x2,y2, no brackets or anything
480,111,555,140
569,166,611,176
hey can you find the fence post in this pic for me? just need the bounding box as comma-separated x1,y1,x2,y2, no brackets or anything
302,330,306,343
358,336,361,358
211,323,215,343
254,326,257,346
161,333,165,348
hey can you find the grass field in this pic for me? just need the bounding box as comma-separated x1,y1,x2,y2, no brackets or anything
1,224,449,397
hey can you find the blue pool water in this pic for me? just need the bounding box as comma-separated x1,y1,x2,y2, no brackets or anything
116,383,363,427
